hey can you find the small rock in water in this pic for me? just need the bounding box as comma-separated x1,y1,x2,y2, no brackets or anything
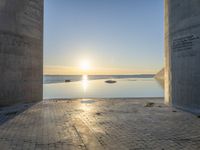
105,80,117,84
144,102,155,107
172,110,177,112
65,79,71,82
96,112,102,116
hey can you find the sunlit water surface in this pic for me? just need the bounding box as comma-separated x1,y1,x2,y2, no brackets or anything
43,75,163,99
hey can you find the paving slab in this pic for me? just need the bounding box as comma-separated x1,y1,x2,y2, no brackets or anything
0,98,200,150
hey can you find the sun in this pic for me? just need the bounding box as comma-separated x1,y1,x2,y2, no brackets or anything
80,59,90,71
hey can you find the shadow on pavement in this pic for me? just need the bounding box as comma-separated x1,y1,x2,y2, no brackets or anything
0,102,37,125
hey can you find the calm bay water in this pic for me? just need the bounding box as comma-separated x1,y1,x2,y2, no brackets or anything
43,75,163,99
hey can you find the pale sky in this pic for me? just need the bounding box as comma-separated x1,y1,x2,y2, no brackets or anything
44,0,164,75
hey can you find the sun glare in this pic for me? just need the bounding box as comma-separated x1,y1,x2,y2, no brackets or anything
80,60,90,71
82,75,88,92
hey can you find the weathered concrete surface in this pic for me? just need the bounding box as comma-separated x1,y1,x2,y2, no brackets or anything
165,0,200,114
0,99,200,150
0,0,43,106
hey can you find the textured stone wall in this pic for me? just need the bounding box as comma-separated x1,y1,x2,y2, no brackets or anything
0,0,43,106
165,0,200,114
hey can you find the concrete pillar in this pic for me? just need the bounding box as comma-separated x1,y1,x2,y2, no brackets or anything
165,0,200,114
164,0,171,105
0,0,43,106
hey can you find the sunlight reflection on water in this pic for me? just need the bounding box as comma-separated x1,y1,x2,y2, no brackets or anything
43,76,163,99
82,75,88,93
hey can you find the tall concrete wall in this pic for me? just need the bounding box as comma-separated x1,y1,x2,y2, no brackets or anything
0,0,43,106
165,0,200,114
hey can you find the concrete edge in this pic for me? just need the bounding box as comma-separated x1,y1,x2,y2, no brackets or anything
174,105,200,116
